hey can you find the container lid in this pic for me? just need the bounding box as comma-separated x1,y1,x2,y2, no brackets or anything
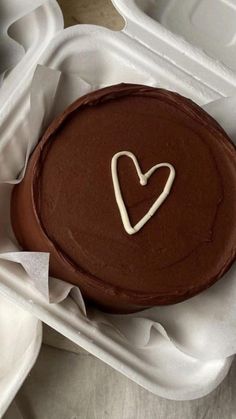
113,0,236,97
0,0,63,116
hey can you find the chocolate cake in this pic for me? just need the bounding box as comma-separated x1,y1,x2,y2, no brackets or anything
11,84,236,313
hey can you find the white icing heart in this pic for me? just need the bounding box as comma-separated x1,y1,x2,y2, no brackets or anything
111,151,175,235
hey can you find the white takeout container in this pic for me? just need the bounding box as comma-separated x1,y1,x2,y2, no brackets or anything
0,0,236,402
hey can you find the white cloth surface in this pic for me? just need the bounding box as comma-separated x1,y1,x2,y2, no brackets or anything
0,294,42,418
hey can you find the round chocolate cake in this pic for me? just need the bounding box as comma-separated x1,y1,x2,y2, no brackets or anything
11,84,236,313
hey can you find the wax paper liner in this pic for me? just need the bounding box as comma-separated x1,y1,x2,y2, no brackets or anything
1,65,236,400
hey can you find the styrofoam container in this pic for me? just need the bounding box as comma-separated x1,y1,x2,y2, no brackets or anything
0,0,236,401
114,0,236,97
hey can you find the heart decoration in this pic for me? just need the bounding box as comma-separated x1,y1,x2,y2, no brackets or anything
111,151,175,235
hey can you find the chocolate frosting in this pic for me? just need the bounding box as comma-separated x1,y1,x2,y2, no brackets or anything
11,84,236,313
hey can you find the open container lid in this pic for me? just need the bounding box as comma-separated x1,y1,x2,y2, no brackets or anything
3,0,236,113
113,0,236,97
0,0,63,116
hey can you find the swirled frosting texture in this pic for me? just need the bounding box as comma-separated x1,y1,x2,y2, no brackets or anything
11,84,236,312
